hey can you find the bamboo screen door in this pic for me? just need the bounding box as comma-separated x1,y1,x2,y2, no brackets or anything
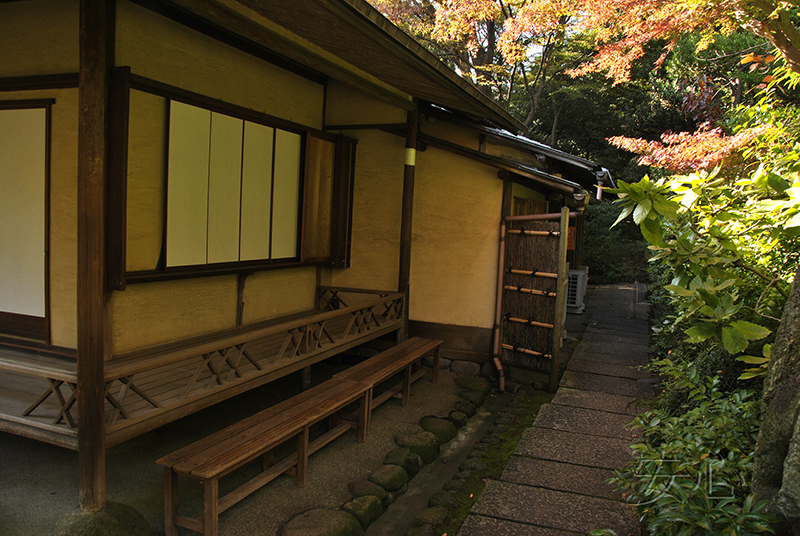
493,207,570,392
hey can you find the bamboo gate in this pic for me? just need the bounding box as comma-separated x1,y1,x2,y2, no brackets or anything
493,207,571,392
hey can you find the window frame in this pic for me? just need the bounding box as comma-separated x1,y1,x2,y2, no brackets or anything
0,99,53,341
110,72,353,286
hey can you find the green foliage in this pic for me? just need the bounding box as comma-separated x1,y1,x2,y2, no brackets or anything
601,360,775,536
582,202,650,283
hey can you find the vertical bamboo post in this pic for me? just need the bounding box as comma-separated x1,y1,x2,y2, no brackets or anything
549,207,570,392
398,105,418,340
78,0,113,511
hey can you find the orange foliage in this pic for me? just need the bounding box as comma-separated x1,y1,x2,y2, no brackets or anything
608,123,769,172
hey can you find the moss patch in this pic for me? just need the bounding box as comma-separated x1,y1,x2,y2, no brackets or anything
436,390,553,536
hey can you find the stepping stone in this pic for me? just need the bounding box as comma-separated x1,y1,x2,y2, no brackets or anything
567,358,651,380
458,514,573,536
470,480,639,536
501,456,623,501
560,370,654,398
515,427,634,470
532,404,636,440
551,387,648,416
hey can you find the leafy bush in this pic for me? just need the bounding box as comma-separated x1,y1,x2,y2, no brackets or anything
593,360,774,536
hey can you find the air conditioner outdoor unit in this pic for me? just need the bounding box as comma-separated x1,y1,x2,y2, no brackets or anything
567,268,587,314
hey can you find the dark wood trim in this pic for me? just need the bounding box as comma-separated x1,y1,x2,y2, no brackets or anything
0,338,77,359
129,0,327,85
0,312,46,340
106,67,131,291
0,99,56,110
44,103,52,345
408,320,492,363
125,258,318,284
77,0,113,512
0,74,79,92
398,107,418,294
130,74,317,136
330,135,356,269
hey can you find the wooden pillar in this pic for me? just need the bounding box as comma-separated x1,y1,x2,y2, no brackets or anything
398,105,419,339
78,0,113,512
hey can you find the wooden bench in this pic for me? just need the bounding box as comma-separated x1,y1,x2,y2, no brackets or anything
156,377,369,536
333,337,443,436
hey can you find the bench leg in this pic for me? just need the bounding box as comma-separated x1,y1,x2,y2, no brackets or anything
432,345,441,383
203,477,219,536
164,468,178,536
297,425,309,487
358,390,370,443
263,450,274,472
402,364,412,406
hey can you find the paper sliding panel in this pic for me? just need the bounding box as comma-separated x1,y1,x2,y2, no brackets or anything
0,108,46,317
207,112,243,264
240,122,274,261
272,130,301,259
167,101,211,267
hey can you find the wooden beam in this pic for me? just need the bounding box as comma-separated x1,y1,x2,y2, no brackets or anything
398,106,418,338
78,0,113,512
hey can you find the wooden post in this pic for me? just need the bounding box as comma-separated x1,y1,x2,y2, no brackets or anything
398,105,419,339
78,0,113,512
549,207,570,392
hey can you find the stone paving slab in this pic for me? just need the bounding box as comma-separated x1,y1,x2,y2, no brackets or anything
585,322,651,338
551,387,649,416
567,357,650,380
515,427,634,470
561,370,654,398
571,342,650,365
458,514,574,536
501,456,623,501
470,481,640,536
532,403,637,440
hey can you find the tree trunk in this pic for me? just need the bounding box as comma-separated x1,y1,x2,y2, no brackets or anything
753,268,800,532
762,267,800,408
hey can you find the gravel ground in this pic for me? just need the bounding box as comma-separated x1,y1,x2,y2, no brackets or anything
0,362,463,536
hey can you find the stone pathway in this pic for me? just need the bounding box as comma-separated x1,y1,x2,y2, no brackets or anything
458,284,653,536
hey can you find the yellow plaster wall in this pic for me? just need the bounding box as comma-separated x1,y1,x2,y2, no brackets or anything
110,277,238,355
126,90,167,272
328,130,405,292
325,80,407,126
0,88,79,349
410,148,502,328
116,0,324,129
242,268,317,325
0,0,78,77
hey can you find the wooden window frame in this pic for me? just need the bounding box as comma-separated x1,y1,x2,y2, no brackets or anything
108,73,354,286
0,99,53,342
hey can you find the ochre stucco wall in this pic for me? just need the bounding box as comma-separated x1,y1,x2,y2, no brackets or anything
0,2,79,348
111,1,326,355
0,0,78,77
327,129,405,292
325,80,408,127
116,0,324,129
409,147,503,329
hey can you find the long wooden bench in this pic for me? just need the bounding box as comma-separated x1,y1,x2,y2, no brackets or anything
156,377,369,536
333,337,443,436
156,336,442,535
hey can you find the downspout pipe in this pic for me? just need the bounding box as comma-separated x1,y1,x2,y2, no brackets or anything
492,219,507,392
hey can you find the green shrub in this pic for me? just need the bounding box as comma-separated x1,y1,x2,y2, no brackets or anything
593,359,774,536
